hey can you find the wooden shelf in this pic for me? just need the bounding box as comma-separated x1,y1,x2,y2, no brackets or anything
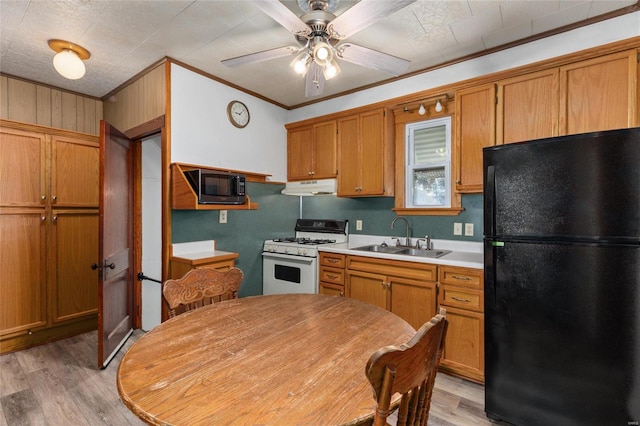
171,163,259,210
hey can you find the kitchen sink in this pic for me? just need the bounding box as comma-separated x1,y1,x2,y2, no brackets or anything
352,244,405,254
352,245,451,258
397,248,451,258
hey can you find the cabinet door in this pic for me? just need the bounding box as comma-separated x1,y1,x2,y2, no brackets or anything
360,109,385,195
337,115,360,195
440,305,484,383
346,269,387,310
51,136,99,207
51,210,99,323
497,69,559,144
390,277,436,330
312,120,337,179
0,127,47,207
0,209,47,337
287,127,314,180
455,83,496,193
560,50,637,135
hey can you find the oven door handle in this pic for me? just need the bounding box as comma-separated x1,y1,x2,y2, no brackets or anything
262,252,315,264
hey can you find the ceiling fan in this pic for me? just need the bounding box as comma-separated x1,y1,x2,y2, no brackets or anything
222,0,417,97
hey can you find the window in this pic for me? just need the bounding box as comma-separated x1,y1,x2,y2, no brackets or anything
405,117,451,208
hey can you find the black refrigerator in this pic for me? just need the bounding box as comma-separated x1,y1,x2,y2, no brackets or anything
483,127,640,426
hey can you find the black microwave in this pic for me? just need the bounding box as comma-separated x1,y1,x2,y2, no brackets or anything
184,169,246,205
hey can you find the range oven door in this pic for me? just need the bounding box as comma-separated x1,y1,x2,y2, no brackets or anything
262,252,318,295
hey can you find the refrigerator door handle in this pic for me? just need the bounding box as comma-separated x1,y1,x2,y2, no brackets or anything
485,165,496,237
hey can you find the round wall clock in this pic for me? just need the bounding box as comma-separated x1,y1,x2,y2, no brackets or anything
227,100,250,128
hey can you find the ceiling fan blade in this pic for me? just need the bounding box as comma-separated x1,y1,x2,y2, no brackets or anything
222,46,299,67
305,62,325,97
329,0,417,39
254,0,311,36
338,43,410,75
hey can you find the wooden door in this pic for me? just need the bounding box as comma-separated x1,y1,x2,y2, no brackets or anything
454,83,496,193
0,127,48,337
311,120,337,179
337,115,360,195
287,126,313,180
97,121,134,368
559,50,637,134
359,110,385,195
389,277,437,330
346,269,387,310
497,69,559,144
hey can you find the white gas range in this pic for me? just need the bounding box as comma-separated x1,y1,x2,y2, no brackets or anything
262,219,348,295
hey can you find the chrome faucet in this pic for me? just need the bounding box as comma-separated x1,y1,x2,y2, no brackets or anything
391,216,411,247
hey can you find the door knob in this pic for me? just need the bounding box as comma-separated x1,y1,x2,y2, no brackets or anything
91,263,102,270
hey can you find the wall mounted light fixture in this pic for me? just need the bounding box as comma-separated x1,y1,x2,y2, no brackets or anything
418,104,426,115
48,39,90,80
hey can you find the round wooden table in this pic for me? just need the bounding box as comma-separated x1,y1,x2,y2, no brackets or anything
117,294,415,425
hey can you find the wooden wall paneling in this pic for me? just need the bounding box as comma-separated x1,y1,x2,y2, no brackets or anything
36,86,52,127
0,76,7,119
7,79,37,124
51,89,63,129
61,92,77,132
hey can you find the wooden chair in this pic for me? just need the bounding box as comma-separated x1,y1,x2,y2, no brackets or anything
365,309,448,426
162,267,244,318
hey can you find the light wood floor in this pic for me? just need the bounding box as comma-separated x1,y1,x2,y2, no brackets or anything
1,330,494,425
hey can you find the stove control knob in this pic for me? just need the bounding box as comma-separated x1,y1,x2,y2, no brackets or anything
298,248,308,256
285,247,295,254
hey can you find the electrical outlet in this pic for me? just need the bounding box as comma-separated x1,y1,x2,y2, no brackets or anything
453,222,462,236
464,223,474,236
356,220,363,231
219,210,227,224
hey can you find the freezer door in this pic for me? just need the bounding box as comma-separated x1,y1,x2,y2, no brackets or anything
484,240,640,426
483,128,640,241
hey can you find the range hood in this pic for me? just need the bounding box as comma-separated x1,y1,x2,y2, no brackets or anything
281,179,337,196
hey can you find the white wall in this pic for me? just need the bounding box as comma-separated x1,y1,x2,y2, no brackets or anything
286,12,640,123
171,64,289,182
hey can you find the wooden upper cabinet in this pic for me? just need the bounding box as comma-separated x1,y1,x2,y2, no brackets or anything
287,120,336,181
51,136,99,207
0,127,47,207
337,108,392,197
559,49,638,135
455,83,496,193
497,69,559,144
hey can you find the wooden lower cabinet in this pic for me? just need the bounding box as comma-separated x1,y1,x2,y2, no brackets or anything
319,252,345,297
336,252,484,383
346,255,437,330
438,265,485,383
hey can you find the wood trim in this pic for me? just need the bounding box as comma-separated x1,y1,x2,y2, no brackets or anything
132,140,143,330
0,119,98,141
101,58,168,101
163,61,172,288
125,116,165,140
171,162,271,182
0,72,102,101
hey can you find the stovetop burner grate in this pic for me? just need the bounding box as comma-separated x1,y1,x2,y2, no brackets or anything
272,237,337,245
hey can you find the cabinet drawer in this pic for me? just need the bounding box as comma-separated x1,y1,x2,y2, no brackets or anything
439,286,483,312
320,252,345,268
320,266,344,285
439,266,483,289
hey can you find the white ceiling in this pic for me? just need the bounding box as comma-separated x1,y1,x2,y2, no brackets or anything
0,0,637,108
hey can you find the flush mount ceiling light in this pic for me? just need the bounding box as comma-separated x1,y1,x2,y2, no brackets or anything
48,39,90,80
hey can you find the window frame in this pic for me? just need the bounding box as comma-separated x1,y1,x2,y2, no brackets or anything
404,117,452,208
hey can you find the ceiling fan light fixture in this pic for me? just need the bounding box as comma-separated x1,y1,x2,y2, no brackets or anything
312,41,333,66
290,51,312,75
48,39,90,80
322,58,340,80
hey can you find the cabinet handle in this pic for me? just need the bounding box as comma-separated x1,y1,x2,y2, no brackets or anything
308,171,314,175
41,195,46,201
451,296,472,303
340,291,344,297
41,216,46,221
327,258,339,263
52,195,57,202
53,216,57,222
455,179,461,185
451,275,472,281
327,274,339,279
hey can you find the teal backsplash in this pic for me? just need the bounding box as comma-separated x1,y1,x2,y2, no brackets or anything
172,182,483,296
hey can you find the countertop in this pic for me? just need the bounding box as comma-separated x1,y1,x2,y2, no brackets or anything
319,235,483,269
170,240,238,264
